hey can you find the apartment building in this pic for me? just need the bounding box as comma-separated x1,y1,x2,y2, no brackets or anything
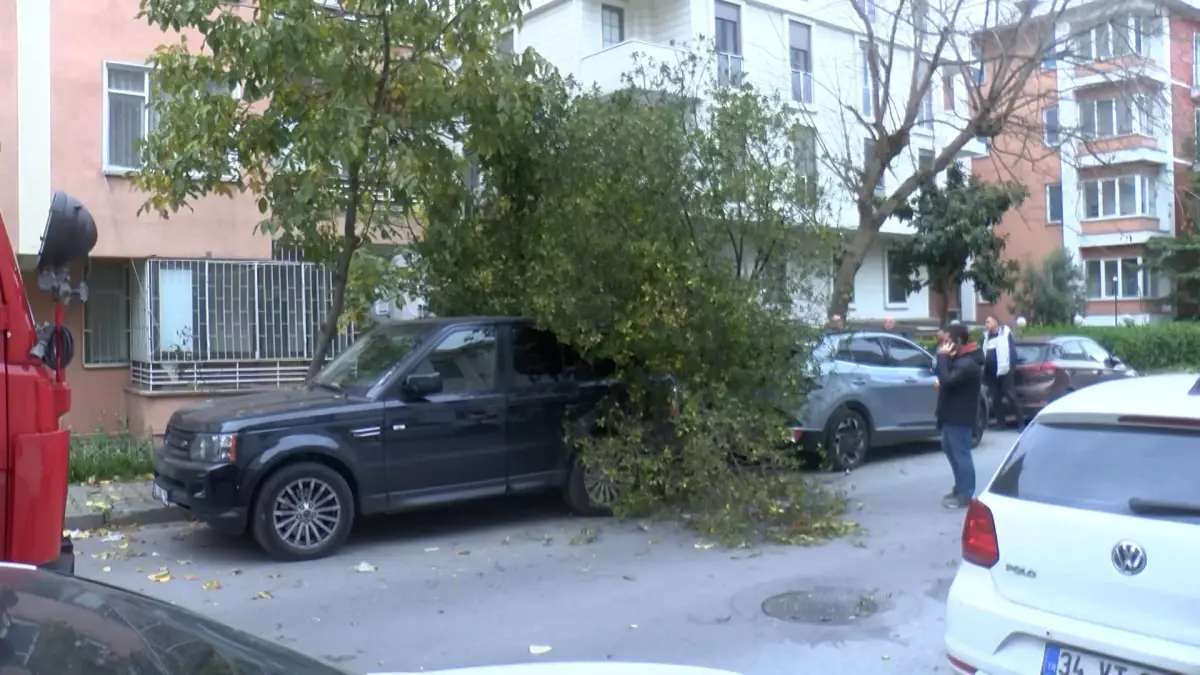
510,0,988,323
2,0,375,435
974,0,1196,326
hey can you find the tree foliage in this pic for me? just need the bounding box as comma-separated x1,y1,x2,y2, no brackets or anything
132,0,523,376
1145,232,1200,317
409,48,849,542
1009,249,1087,326
887,164,1023,324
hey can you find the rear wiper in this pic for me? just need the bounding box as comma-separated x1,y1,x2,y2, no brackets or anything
1128,497,1200,517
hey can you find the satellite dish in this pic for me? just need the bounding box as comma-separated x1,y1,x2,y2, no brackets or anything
36,191,97,274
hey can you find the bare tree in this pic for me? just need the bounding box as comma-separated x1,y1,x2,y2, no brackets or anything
813,0,1170,320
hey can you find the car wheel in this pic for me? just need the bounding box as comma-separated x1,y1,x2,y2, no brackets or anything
251,462,355,562
971,398,987,449
564,454,618,517
823,407,871,471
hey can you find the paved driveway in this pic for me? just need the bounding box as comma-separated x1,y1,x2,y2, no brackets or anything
73,430,1020,674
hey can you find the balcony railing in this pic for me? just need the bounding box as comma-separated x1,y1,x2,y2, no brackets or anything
130,258,361,392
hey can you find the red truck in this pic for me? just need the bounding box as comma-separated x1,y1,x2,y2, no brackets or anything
0,191,97,574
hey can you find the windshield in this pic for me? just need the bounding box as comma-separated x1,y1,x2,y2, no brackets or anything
1014,343,1048,364
312,323,433,393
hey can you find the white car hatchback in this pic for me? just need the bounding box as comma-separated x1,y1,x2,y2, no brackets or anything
944,373,1200,675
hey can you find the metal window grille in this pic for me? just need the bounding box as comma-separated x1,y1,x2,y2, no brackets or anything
83,260,133,366
129,258,360,391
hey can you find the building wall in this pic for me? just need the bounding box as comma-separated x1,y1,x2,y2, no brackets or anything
0,0,18,252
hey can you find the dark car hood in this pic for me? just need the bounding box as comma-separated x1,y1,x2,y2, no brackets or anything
170,388,355,432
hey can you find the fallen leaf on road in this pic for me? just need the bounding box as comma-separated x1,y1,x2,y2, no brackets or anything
101,566,111,573
423,547,440,553
630,624,638,629
230,568,244,576
63,529,91,540
455,549,470,556
184,574,198,581
202,580,222,590
353,562,377,573
101,533,123,543
266,572,281,579
176,559,192,565
694,541,715,550
622,574,637,581
254,591,273,600
148,570,171,583
528,645,552,656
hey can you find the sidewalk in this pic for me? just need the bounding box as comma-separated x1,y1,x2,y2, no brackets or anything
65,480,189,531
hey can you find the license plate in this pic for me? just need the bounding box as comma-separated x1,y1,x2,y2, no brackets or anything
150,482,170,507
1042,644,1167,675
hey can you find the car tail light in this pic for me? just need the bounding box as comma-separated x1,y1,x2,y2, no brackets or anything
1016,362,1056,374
962,499,999,568
946,654,977,674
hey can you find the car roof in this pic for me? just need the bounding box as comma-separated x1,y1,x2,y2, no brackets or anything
377,316,530,328
1014,335,1086,345
0,563,348,674
1038,373,1200,422
824,330,917,342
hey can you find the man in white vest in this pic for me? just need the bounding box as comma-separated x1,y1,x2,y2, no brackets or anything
982,315,1023,428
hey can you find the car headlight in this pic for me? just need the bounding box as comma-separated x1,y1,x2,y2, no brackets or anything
190,433,236,463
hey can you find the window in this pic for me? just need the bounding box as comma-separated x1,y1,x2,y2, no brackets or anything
412,327,498,394
1084,257,1151,299
917,60,935,130
104,64,154,171
715,1,743,86
794,125,818,203
881,337,932,368
1081,175,1156,219
835,336,888,366
989,422,1200,523
1045,183,1063,223
1043,105,1060,145
863,139,885,196
498,29,515,54
860,41,873,116
789,21,813,104
1079,96,1152,138
885,249,909,306
971,43,984,84
918,149,934,175
512,326,567,386
601,5,624,48
1074,15,1151,61
84,260,132,365
1042,30,1059,70
1194,33,1200,86
1079,339,1112,363
942,73,956,109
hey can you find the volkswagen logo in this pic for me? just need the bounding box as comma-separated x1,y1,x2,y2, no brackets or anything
1111,541,1147,576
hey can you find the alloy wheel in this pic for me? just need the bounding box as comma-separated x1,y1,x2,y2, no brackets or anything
832,415,867,466
272,477,343,550
583,462,621,508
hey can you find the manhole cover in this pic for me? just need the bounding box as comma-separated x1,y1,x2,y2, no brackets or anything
761,587,881,625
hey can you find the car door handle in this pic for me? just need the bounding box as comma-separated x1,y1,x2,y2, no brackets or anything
851,378,867,386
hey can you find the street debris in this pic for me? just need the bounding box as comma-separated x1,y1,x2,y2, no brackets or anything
424,547,440,553
203,580,222,590
148,569,171,583
254,591,273,600
353,561,377,573
528,645,552,656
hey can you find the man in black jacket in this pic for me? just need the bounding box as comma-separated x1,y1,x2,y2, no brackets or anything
935,322,983,509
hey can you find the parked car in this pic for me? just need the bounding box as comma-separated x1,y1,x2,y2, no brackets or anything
0,561,739,675
944,373,1200,675
1010,335,1138,420
152,317,677,562
788,331,989,471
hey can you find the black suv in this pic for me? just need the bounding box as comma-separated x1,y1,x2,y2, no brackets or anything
152,317,669,561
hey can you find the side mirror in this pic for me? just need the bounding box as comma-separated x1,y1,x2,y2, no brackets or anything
403,372,443,398
1106,355,1122,368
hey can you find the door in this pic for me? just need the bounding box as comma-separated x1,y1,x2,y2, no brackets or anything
837,336,908,431
383,325,507,506
1056,339,1106,389
504,325,578,490
878,335,938,429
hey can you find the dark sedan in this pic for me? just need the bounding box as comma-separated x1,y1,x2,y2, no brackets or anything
1011,335,1138,419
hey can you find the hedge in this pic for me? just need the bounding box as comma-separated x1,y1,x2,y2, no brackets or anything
917,323,1200,374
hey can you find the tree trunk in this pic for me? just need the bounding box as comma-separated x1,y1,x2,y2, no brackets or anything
306,241,357,380
828,213,881,320
934,281,951,327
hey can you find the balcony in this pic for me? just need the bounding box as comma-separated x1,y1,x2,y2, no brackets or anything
578,40,688,93
1075,135,1167,168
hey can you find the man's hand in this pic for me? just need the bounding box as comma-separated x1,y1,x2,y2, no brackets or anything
937,342,955,356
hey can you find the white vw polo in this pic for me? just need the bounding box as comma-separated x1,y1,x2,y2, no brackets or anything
944,373,1200,675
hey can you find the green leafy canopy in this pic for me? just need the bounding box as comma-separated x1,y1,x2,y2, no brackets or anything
1008,248,1086,326
888,164,1025,323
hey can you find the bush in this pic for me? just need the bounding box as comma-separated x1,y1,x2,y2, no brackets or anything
69,432,154,483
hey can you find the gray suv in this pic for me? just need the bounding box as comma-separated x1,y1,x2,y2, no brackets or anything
790,331,988,471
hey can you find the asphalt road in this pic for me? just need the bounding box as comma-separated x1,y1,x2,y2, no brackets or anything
72,430,1021,675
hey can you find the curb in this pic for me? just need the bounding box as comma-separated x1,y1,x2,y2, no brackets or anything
65,505,189,531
